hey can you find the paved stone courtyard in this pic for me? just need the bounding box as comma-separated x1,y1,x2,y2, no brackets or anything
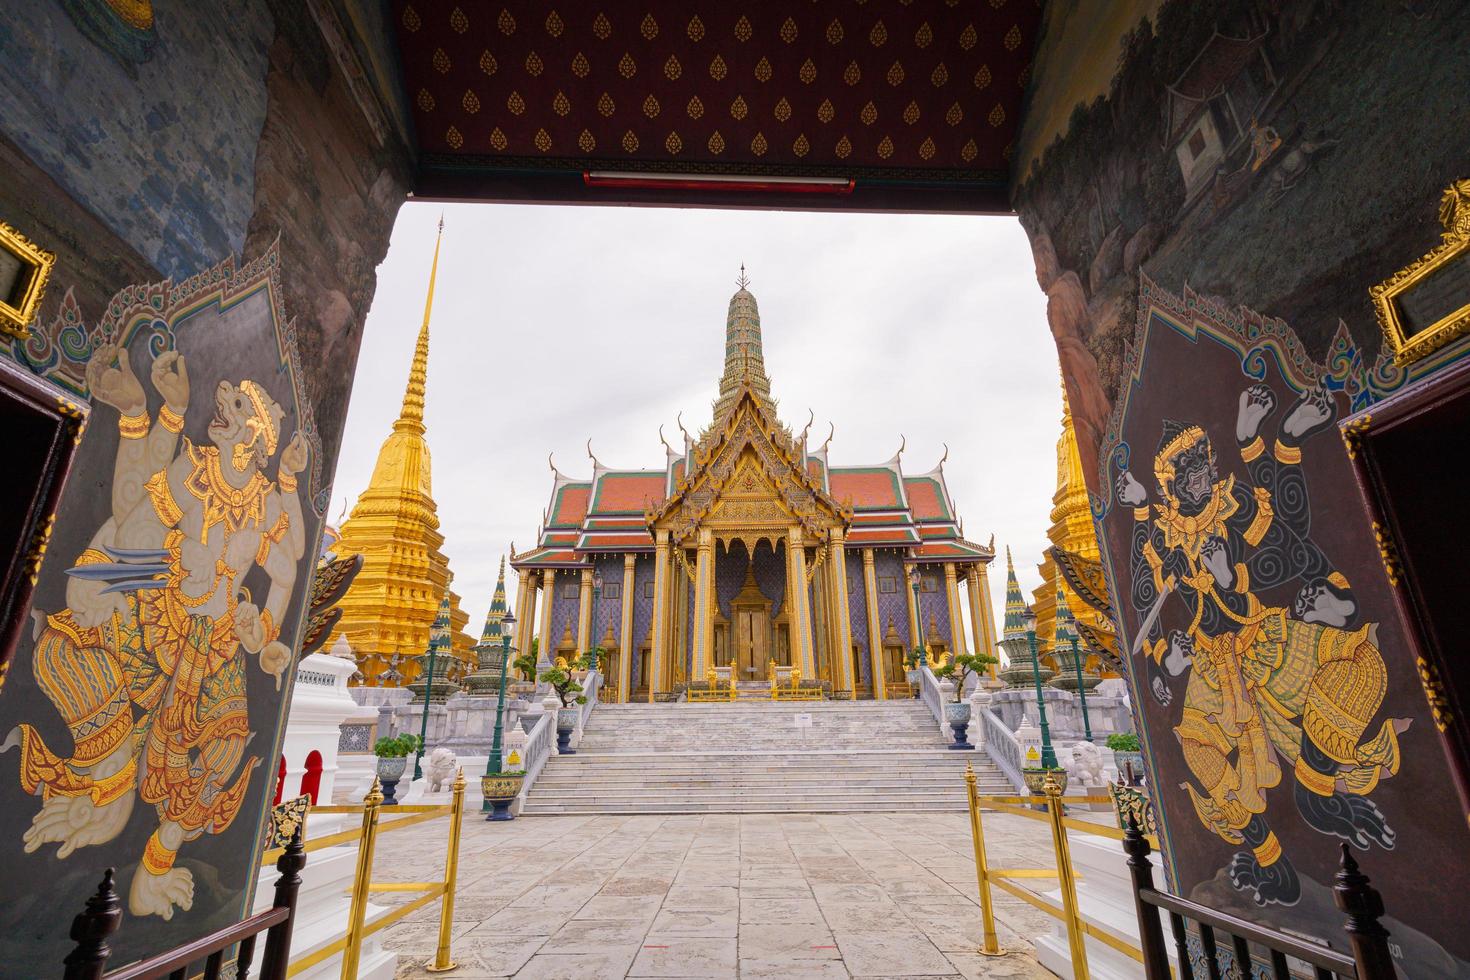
379,811,1062,979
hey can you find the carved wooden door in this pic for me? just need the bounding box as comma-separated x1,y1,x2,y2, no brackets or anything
736,608,767,679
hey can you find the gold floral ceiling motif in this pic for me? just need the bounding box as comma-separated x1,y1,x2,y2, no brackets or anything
394,1,1038,182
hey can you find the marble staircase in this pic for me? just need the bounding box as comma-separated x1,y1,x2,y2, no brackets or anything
522,700,1009,814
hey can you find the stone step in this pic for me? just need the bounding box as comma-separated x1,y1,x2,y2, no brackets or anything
522,699,995,815
520,800,971,814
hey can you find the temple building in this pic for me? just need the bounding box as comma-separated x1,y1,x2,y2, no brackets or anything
328,222,474,686
1029,385,1114,677
511,274,1000,702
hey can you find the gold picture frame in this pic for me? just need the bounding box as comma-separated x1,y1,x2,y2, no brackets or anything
0,219,56,341
1370,179,1470,367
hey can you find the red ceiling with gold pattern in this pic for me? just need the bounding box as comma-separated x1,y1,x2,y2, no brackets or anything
393,1,1041,201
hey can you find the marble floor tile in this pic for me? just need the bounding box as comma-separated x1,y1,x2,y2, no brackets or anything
628,937,738,977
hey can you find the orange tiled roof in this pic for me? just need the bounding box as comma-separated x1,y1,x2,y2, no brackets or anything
829,468,903,510
548,484,591,526
904,477,949,521
591,472,667,514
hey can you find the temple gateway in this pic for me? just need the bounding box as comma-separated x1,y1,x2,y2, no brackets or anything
510,276,1000,702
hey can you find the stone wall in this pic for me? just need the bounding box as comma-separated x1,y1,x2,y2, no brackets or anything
0,2,409,972
1011,1,1470,971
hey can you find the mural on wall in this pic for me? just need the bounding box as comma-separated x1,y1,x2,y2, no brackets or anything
0,246,324,973
1012,0,1470,974
1013,0,1470,488
1096,281,1470,975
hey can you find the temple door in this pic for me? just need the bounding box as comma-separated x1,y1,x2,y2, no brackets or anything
735,607,768,680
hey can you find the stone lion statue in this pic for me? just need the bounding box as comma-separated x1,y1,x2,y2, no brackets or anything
1071,741,1107,787
425,747,458,793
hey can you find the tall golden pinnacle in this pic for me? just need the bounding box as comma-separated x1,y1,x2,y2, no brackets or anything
1031,380,1110,670
329,217,471,687
396,218,442,435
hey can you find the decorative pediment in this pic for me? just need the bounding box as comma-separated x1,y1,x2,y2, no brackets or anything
650,387,849,543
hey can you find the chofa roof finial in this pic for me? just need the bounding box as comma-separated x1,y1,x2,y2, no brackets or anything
586,438,601,468
818,422,835,454
659,424,674,453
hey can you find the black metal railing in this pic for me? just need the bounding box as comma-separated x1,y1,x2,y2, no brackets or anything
1122,817,1396,980
62,829,305,980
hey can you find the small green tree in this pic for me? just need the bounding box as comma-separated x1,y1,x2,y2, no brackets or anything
540,658,587,708
580,646,605,674
512,650,538,681
903,646,926,670
934,651,1000,701
372,733,421,758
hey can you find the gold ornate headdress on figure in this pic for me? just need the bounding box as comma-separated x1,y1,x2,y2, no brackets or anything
232,380,280,470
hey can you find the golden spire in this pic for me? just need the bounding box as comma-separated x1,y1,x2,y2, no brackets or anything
396,217,443,435
1031,374,1110,669
329,215,464,687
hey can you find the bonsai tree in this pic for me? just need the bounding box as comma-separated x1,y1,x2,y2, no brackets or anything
540,657,588,708
580,646,605,674
512,649,538,681
904,646,926,671
933,651,1000,701
373,733,420,758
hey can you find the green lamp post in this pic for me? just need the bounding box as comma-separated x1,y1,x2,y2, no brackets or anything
1069,636,1094,743
414,593,452,782
483,611,517,816
588,569,603,674
1023,605,1058,769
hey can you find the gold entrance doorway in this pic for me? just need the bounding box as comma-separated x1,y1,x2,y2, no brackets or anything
731,564,772,682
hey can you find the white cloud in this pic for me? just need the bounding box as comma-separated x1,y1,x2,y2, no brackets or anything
329,202,1061,660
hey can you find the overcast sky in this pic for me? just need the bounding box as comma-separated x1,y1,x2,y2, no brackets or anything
329,202,1061,659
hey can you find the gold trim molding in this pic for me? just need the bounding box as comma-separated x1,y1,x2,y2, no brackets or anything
0,219,57,341
1370,179,1470,366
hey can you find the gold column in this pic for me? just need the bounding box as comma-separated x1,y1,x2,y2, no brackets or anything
537,569,556,669
903,560,922,655
862,549,887,699
812,554,830,683
967,565,998,678
618,553,636,704
788,526,817,678
829,529,854,696
944,562,968,656
649,530,671,701
691,528,715,678
976,561,1000,679
515,569,535,662
576,566,594,656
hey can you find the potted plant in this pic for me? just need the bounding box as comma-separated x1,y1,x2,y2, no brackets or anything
540,656,587,754
481,768,526,822
933,651,999,750
904,646,925,698
372,733,420,805
1106,732,1145,784
1022,766,1070,797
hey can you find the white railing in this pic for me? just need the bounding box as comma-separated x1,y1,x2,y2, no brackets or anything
918,666,947,736
518,710,556,802
574,669,602,747
981,707,1028,793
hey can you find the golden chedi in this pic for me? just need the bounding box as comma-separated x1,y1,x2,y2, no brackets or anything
328,220,467,687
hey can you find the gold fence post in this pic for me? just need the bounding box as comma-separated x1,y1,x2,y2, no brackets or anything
965,763,1006,956
341,778,383,980
427,768,466,973
1044,774,1089,980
